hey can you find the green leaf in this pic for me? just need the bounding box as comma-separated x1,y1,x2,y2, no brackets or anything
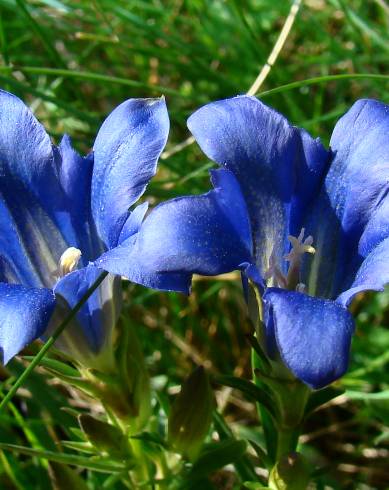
23,356,80,378
189,439,247,479
244,484,270,490
346,390,389,401
78,414,131,458
214,375,278,418
247,439,272,469
305,387,344,416
130,431,168,449
0,443,126,473
245,334,272,373
48,462,89,490
60,441,96,454
169,366,215,461
213,411,257,481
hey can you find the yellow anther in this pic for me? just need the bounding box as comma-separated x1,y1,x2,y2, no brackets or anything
58,247,82,277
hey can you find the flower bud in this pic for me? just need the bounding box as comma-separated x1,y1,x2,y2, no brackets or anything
168,366,215,461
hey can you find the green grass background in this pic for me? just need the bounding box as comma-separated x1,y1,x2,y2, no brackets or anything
0,0,388,488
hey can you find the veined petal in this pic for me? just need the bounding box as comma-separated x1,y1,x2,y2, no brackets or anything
264,289,355,389
54,265,121,361
55,136,104,261
0,283,55,364
337,236,389,307
303,99,389,298
0,92,93,287
0,90,61,208
92,97,169,248
0,191,68,288
188,96,329,276
96,169,253,294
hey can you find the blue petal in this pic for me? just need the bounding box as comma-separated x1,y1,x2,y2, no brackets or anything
302,99,389,298
337,236,389,307
0,92,99,287
0,189,68,288
264,288,355,389
92,98,169,248
56,136,103,261
0,282,55,364
0,91,72,287
54,265,120,358
96,169,253,294
0,90,61,211
118,202,149,245
188,96,329,276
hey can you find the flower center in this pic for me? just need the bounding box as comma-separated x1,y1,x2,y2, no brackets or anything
264,229,315,291
57,247,82,278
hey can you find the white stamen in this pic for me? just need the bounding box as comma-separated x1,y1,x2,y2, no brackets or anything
264,249,288,288
284,228,316,264
296,283,306,293
58,247,82,277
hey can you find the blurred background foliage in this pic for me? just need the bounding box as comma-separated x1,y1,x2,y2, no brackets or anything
0,0,388,488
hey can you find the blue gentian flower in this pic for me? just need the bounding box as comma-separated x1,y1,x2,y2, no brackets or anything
0,90,169,367
98,96,389,388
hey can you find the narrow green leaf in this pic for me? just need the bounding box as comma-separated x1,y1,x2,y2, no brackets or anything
48,461,89,490
247,439,272,469
214,375,278,418
245,334,272,373
22,356,80,378
259,74,389,99
305,387,344,416
243,484,270,490
0,66,187,98
0,443,126,473
346,390,389,401
189,439,247,479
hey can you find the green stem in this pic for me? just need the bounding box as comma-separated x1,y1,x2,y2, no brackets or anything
276,426,300,460
0,271,108,412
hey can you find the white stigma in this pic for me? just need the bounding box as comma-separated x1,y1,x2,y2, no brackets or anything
58,247,82,277
285,228,316,290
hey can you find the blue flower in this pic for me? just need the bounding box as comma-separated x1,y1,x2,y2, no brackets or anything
0,90,169,366
98,96,389,388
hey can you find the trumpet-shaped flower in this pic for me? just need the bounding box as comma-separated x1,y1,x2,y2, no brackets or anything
0,90,169,366
98,96,389,388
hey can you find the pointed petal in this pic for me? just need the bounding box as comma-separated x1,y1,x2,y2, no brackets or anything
188,96,329,275
55,136,104,261
0,90,61,206
92,98,169,248
0,283,55,364
303,99,389,298
0,92,88,287
96,169,253,293
118,202,149,245
264,288,355,389
337,236,389,306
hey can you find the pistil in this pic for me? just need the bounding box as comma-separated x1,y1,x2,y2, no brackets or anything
264,229,315,292
285,228,315,291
